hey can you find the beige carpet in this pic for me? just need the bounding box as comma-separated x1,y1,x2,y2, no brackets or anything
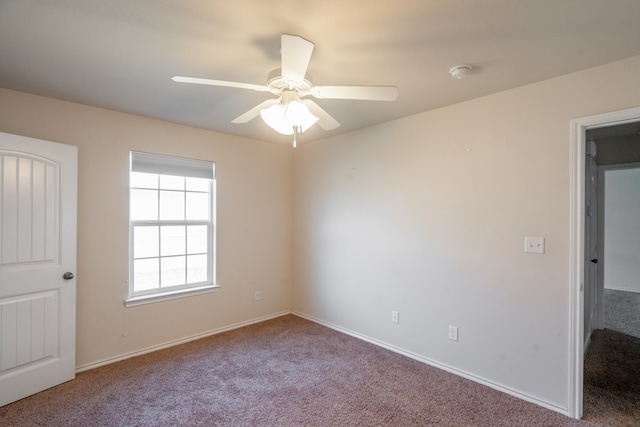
583,328,640,427
0,315,608,426
603,289,640,339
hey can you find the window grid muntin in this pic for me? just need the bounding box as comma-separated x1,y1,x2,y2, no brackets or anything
129,171,214,299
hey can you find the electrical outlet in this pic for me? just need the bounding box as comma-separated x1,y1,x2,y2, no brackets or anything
254,291,261,301
449,325,459,341
391,310,399,324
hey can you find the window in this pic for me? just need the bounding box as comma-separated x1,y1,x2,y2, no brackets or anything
127,152,216,304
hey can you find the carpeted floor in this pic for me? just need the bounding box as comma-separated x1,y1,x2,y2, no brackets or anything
604,289,640,339
0,315,623,427
583,328,640,427
580,288,640,427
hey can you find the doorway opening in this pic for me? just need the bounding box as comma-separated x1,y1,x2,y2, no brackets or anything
569,107,640,419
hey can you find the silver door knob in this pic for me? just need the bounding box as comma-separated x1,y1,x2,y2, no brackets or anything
63,272,74,280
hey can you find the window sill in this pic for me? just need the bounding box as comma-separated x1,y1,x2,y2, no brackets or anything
125,284,220,307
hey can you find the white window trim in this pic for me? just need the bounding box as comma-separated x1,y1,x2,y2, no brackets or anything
126,151,216,304
124,283,220,307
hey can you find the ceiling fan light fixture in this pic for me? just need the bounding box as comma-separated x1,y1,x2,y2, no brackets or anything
260,92,319,135
173,34,399,140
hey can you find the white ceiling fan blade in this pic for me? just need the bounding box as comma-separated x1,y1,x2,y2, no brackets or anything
303,100,340,131
172,76,269,92
231,99,279,123
311,85,399,101
280,34,314,82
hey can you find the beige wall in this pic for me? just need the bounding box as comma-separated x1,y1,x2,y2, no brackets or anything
0,89,293,368
292,55,640,413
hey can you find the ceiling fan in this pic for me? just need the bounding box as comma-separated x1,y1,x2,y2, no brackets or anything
172,34,399,146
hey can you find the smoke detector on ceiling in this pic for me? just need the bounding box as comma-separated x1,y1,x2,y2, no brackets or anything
449,64,472,80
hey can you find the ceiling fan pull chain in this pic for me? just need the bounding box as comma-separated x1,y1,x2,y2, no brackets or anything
293,126,299,148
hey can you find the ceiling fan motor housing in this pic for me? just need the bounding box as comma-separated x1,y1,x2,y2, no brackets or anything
267,68,313,96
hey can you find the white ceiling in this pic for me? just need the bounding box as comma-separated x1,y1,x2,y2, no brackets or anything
2,0,640,145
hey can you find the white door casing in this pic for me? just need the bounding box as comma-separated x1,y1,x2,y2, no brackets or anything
0,132,77,407
569,106,640,419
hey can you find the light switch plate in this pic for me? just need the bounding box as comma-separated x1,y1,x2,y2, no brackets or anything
524,237,545,254
449,326,459,341
391,310,399,324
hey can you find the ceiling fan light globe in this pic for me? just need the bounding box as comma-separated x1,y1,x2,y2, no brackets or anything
286,101,319,130
273,122,295,135
261,104,291,134
260,99,318,135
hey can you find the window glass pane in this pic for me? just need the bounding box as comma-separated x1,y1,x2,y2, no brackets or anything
159,190,184,220
186,192,209,220
161,256,186,287
134,258,159,291
131,172,158,189
187,225,208,254
134,226,159,258
131,189,158,220
161,226,185,256
160,175,184,191
186,177,209,192
187,254,208,284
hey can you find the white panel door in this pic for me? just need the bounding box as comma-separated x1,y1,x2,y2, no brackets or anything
583,154,598,349
0,132,77,407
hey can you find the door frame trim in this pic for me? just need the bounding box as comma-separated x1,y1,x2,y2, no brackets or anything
569,106,640,418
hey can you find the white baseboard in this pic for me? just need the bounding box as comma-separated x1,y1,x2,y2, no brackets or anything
292,311,570,417
605,285,640,293
76,310,292,373
584,334,592,359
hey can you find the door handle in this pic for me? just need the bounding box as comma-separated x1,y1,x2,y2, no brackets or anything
63,272,74,280
590,259,598,264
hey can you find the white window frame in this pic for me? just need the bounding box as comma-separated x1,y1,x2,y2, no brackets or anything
126,151,217,306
